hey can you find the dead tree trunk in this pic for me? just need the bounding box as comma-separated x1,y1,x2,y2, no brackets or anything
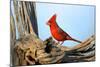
25,2,38,36
10,1,95,66
11,1,38,66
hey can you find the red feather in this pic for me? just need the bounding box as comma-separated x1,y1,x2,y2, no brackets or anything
46,14,81,44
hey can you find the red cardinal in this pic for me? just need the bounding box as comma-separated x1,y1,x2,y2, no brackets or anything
46,14,81,45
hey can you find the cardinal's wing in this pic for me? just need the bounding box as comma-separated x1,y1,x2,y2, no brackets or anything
58,27,70,37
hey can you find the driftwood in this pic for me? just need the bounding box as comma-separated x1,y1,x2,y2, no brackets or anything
10,1,95,66
12,35,95,66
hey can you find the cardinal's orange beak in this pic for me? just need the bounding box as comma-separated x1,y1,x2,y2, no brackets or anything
46,22,50,25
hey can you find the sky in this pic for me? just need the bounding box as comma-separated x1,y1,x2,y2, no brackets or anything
35,2,95,47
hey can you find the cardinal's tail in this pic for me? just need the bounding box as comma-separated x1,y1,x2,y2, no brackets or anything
71,38,82,43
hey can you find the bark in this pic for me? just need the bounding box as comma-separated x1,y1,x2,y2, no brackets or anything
10,1,95,66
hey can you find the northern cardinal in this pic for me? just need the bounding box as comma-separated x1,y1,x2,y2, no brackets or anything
46,14,82,45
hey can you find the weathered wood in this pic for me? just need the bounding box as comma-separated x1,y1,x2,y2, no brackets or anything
13,35,95,66
11,1,38,66
25,2,38,36
10,16,16,66
60,35,95,63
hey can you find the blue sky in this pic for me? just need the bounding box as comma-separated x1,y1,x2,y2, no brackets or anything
35,3,95,47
